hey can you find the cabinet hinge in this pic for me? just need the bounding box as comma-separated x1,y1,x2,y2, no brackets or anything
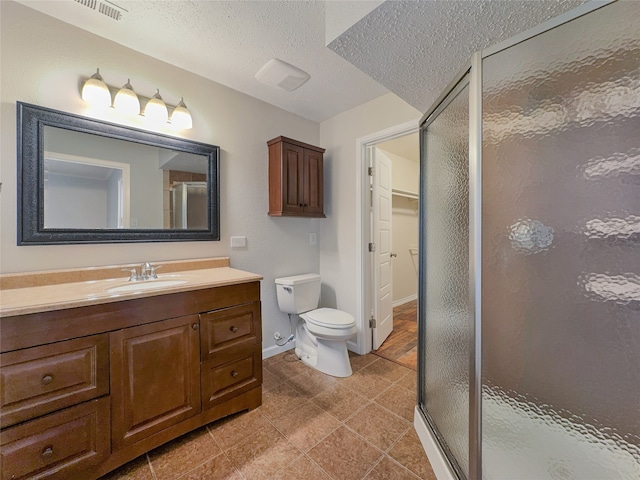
369,317,376,328
368,167,375,176
368,242,376,252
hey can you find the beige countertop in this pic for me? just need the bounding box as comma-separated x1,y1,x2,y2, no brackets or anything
0,258,263,317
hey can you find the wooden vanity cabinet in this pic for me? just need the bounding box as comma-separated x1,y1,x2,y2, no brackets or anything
0,281,262,480
110,314,201,450
268,136,325,217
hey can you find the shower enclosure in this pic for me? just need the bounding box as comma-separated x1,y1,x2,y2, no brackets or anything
416,2,640,479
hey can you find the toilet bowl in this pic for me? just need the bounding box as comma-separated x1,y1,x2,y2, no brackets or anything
275,274,356,377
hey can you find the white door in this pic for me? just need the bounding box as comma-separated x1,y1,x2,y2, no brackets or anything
372,148,393,349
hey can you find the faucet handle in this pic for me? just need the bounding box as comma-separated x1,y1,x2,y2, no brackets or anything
149,265,162,279
121,268,139,281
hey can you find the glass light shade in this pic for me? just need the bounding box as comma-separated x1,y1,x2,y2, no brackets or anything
81,68,111,108
144,89,168,124
113,79,140,116
170,98,193,129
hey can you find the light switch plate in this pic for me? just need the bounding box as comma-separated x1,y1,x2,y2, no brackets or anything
309,232,317,245
230,236,247,248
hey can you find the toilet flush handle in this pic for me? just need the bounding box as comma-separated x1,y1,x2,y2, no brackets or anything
283,286,292,293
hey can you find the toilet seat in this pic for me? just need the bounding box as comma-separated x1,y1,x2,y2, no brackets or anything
303,308,355,329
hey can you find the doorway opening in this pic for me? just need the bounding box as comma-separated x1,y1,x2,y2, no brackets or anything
353,120,420,366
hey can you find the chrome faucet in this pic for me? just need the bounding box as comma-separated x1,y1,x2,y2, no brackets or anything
121,262,161,281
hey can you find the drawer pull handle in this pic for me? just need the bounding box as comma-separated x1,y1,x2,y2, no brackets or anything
42,446,54,458
42,374,54,386
192,323,199,330
230,326,238,333
231,370,239,378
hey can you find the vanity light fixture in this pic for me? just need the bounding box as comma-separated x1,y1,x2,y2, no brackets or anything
81,68,111,108
143,89,169,124
81,70,191,129
169,97,193,129
113,79,140,116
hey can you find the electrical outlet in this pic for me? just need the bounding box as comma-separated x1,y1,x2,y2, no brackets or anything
309,232,317,245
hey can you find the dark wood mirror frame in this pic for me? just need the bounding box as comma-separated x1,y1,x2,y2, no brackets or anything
17,102,220,245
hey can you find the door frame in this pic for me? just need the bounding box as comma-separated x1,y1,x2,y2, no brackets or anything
353,119,420,355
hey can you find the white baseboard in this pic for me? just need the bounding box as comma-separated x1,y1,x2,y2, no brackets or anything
414,407,456,480
393,294,417,308
262,342,295,359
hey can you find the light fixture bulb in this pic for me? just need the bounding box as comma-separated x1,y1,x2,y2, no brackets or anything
170,97,193,129
144,89,169,124
81,68,111,108
113,79,140,116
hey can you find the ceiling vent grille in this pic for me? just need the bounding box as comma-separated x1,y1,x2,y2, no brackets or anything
74,0,125,21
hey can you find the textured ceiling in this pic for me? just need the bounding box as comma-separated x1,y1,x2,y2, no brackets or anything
329,0,588,114
17,0,588,122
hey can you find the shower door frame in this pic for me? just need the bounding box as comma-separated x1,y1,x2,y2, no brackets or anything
415,1,615,479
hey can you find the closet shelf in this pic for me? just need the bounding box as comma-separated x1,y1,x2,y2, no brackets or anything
392,188,419,200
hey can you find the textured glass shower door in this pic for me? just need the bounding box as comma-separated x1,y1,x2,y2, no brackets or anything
419,76,471,477
481,1,640,478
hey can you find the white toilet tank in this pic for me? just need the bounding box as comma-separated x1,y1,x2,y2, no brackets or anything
275,273,321,314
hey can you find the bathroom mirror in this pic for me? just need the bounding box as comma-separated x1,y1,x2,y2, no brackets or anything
17,102,220,245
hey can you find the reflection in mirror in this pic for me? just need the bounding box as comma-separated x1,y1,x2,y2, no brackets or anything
18,102,220,244
43,127,208,230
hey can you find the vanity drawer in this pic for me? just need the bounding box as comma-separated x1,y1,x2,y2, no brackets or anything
0,397,110,480
202,345,262,409
0,334,109,428
200,302,261,362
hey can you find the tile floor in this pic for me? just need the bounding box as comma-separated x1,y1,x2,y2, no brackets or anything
373,301,417,371
100,351,435,480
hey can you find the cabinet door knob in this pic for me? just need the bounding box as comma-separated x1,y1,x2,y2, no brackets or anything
192,323,199,330
231,370,239,378
42,446,54,458
230,326,238,333
42,374,54,386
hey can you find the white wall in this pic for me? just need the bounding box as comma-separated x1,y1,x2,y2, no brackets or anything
0,1,320,355
318,93,420,340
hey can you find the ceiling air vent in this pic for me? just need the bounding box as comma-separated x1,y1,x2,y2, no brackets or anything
74,0,126,21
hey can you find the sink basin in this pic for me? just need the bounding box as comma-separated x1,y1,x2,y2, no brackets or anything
107,279,188,294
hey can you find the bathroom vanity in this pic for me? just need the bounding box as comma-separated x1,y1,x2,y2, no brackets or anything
0,258,262,479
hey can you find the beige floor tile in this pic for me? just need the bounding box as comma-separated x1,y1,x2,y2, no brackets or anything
276,401,341,451
286,368,338,397
274,454,332,480
176,453,241,480
307,427,383,480
346,403,411,451
98,455,153,480
388,429,437,480
262,366,284,392
263,351,286,369
340,368,394,399
374,384,416,422
260,381,307,421
265,351,309,380
349,352,380,372
209,408,271,451
311,383,368,421
364,455,421,480
362,357,412,381
149,427,221,480
396,370,418,392
224,424,301,480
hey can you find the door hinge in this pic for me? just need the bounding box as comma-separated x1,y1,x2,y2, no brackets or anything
369,317,376,328
368,166,375,176
368,242,376,252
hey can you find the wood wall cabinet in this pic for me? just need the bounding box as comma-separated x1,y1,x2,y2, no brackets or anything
268,136,326,217
0,281,262,480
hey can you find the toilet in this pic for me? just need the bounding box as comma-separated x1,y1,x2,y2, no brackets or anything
275,273,357,377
